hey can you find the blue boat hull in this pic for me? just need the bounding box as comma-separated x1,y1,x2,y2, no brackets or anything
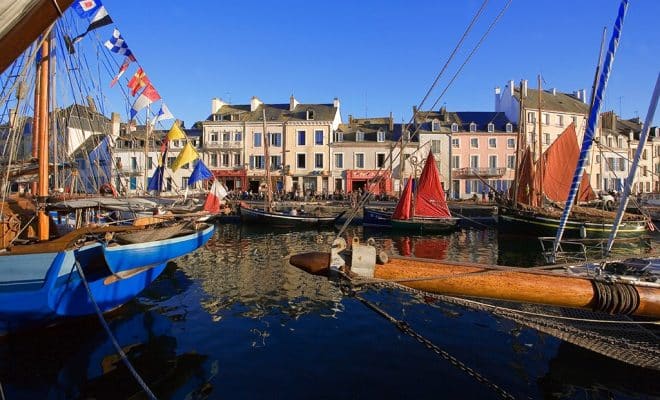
363,207,392,227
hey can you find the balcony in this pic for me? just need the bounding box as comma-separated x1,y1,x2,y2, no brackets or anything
453,167,506,178
204,141,242,149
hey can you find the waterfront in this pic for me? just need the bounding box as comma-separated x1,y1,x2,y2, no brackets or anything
0,224,658,399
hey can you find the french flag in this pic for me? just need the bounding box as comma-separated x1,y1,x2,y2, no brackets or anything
204,181,228,213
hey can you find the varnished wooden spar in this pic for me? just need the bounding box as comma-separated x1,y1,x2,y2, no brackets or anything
288,252,660,318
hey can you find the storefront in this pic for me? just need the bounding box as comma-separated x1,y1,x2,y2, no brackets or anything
346,170,392,195
212,169,247,192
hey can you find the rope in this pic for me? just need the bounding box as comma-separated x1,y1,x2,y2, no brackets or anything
0,380,5,400
73,260,158,400
351,291,515,400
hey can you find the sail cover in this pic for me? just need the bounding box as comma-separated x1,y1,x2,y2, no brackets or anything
414,152,451,218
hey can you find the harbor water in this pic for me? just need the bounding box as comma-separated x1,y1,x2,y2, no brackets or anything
0,224,658,399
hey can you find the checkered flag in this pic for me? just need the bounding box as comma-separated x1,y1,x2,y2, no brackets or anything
104,29,134,59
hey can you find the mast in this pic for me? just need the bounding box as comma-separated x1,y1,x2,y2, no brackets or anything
143,109,151,193
262,107,272,211
37,33,51,240
537,74,543,206
553,0,629,254
605,73,660,255
512,80,525,208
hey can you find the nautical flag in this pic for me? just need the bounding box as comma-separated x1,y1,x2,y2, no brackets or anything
147,166,165,192
166,122,186,141
104,29,134,59
171,143,198,172
73,0,102,18
130,84,161,118
204,180,228,213
65,4,113,52
109,56,133,87
151,103,174,126
127,67,150,96
188,160,214,185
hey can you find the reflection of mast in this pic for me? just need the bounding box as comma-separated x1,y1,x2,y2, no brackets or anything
37,33,51,240
262,108,272,211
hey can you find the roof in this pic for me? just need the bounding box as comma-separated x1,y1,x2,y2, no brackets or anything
416,110,515,133
56,104,111,133
207,103,338,123
514,88,589,115
336,120,418,143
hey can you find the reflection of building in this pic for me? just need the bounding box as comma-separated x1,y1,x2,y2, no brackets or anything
203,96,341,194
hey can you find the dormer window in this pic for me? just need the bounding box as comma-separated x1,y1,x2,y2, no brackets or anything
432,120,441,132
377,130,385,142
505,123,513,133
487,123,494,133
469,122,477,132
451,123,458,133
306,109,315,120
230,114,238,121
336,132,344,142
356,131,364,142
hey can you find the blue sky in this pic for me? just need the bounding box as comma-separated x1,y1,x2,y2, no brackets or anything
98,0,659,127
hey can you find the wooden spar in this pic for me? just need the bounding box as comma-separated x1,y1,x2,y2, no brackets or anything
37,34,50,241
262,108,272,212
288,252,660,318
537,74,543,206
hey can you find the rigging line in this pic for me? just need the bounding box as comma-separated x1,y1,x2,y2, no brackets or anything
427,0,513,112
73,260,158,400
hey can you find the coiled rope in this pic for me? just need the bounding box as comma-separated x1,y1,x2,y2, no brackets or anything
74,260,157,400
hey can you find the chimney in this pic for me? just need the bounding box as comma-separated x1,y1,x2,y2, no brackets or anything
289,95,298,111
250,96,263,112
86,95,97,113
551,88,557,96
111,112,121,138
389,111,394,131
575,90,582,101
348,114,353,124
508,80,515,97
494,86,501,110
581,89,587,104
211,97,226,114
521,80,528,98
333,97,340,109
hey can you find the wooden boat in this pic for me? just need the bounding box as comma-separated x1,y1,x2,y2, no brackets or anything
0,1,214,334
239,202,344,228
362,207,393,228
391,152,459,232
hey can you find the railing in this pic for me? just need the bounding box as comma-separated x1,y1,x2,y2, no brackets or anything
116,167,143,176
453,167,506,178
204,141,242,149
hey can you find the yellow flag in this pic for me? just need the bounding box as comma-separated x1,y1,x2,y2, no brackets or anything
167,123,186,141
171,143,198,171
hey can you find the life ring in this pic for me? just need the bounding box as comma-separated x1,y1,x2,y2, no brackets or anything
100,183,118,197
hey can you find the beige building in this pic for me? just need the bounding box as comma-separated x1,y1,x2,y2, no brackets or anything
203,96,341,195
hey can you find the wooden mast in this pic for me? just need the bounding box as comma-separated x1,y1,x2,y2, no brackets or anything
512,80,525,208
537,74,543,206
262,107,272,212
36,33,51,240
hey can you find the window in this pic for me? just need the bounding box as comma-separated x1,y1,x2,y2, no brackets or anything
431,140,442,154
507,138,515,149
451,138,459,148
618,137,624,148
210,153,218,167
469,122,477,132
544,133,551,145
505,123,513,133
432,121,440,132
487,123,494,132
355,153,365,168
130,157,137,170
182,177,189,189
297,130,306,145
377,130,385,142
271,155,282,170
572,116,578,126
306,109,315,120
129,177,137,190
376,153,386,168
234,132,242,141
544,113,550,125
607,137,613,147
335,132,344,142
451,123,458,133
211,131,218,142
334,153,344,168
470,138,478,148
488,138,497,148
315,130,323,145
173,140,180,147
527,112,536,123
222,153,229,167
270,132,282,147
167,157,176,168
222,131,231,142
297,154,306,169
147,157,153,169
489,155,497,169
507,155,516,169
315,153,323,169
470,155,479,168
356,131,364,142
558,115,564,127
233,153,241,166
253,132,262,147
250,155,265,169
452,155,460,169
642,149,647,160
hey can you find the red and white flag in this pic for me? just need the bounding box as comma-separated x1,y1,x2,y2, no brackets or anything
130,84,161,118
204,180,228,213
109,56,133,87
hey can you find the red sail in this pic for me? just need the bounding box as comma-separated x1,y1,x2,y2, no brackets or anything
414,152,452,218
541,124,596,202
512,147,538,207
392,176,413,220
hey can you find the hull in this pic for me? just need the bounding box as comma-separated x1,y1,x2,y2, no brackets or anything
239,205,343,228
498,206,649,238
103,223,215,273
362,207,392,227
0,242,167,334
391,217,459,233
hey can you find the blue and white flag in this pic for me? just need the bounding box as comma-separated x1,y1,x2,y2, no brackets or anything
104,29,133,59
65,3,112,53
151,103,175,126
72,0,103,18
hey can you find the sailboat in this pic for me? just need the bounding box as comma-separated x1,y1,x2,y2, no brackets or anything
0,1,214,334
238,107,344,228
390,151,459,232
498,122,650,238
